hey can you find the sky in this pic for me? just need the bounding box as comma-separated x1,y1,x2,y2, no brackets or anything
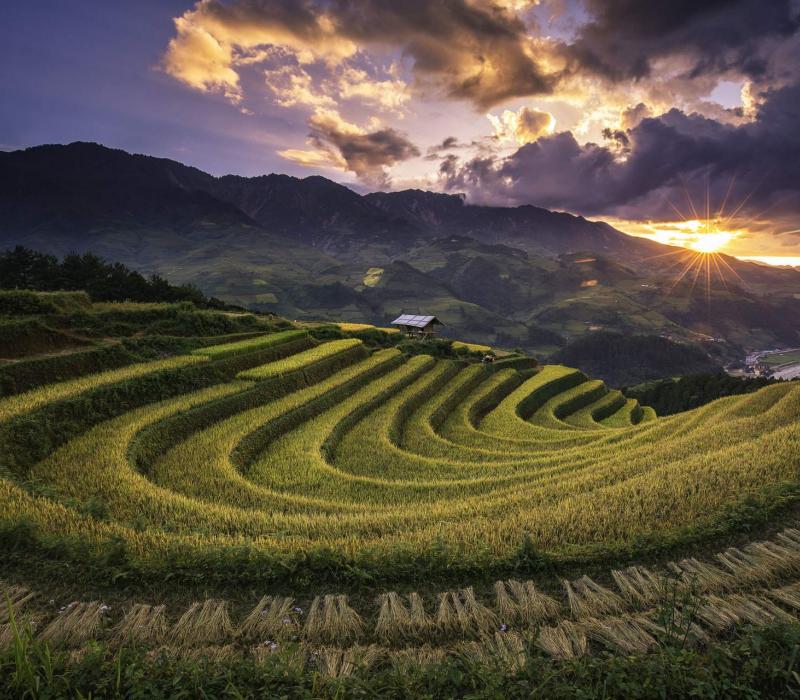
2,0,800,264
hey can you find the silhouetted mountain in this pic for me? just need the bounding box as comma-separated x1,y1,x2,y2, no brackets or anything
1,141,799,357
0,141,243,237
365,189,665,261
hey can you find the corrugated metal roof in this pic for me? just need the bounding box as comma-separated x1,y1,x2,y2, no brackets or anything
391,314,442,328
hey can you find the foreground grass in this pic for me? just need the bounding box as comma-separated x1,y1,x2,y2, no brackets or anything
2,623,800,699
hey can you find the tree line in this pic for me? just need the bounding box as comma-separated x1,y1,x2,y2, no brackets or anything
0,246,236,309
624,372,781,415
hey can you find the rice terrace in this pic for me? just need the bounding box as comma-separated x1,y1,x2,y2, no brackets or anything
1,287,800,697
5,0,800,696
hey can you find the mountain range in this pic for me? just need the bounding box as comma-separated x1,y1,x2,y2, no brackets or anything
2,141,799,358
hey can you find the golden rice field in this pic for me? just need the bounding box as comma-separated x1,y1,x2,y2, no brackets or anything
2,328,800,579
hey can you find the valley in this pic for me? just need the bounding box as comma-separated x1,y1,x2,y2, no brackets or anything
3,143,800,364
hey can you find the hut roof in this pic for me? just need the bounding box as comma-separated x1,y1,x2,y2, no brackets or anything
391,314,445,328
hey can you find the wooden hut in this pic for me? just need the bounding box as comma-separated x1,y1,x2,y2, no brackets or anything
390,314,445,338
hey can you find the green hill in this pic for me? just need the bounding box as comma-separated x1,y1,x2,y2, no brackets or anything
552,331,722,387
3,142,800,359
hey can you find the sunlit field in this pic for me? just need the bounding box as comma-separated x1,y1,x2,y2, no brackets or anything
2,307,800,693
3,328,799,571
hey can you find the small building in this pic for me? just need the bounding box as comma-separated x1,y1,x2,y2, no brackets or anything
391,314,445,338
753,361,773,377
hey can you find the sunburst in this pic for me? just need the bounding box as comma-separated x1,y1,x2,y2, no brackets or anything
631,172,765,312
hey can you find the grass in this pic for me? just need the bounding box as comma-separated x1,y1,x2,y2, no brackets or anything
0,354,206,423
237,338,364,380
8,522,800,695
452,340,492,353
5,622,800,698
3,351,800,575
191,329,309,360
336,323,399,334
763,350,800,367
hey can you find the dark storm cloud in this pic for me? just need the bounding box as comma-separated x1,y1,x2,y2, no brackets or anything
441,82,800,223
307,111,420,186
330,0,554,108
438,137,460,150
565,0,800,82
425,136,472,160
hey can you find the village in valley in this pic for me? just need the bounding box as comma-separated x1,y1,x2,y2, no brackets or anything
743,347,800,379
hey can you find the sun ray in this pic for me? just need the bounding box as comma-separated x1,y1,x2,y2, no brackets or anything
722,168,771,225
716,173,737,220
680,175,702,221
688,253,704,296
640,246,695,263
664,251,704,297
715,252,748,286
664,253,701,292
655,248,702,274
667,196,692,223
710,253,730,293
734,191,793,232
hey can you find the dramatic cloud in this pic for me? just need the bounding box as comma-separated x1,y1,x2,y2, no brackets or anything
264,64,337,108
441,82,800,228
263,62,409,113
487,106,555,145
564,0,800,83
163,0,357,102
164,0,555,110
279,108,419,186
161,0,800,248
337,67,410,113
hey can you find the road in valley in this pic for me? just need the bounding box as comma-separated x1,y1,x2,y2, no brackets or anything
773,363,800,380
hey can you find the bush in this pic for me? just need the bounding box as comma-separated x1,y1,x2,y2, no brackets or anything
0,319,90,359
0,290,91,316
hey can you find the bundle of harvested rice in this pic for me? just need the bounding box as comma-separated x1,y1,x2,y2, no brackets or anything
494,580,561,626
303,595,363,644
112,604,168,646
170,600,233,646
564,576,626,619
536,620,587,659
238,595,299,641
39,601,110,647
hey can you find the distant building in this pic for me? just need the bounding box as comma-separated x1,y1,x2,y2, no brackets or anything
391,314,445,338
753,362,773,377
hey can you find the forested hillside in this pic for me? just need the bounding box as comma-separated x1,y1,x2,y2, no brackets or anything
2,142,800,357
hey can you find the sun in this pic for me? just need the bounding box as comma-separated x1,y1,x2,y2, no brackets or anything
688,230,736,253
621,219,740,254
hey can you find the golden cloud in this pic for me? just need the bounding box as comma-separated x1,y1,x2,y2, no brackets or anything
163,14,242,101
163,0,555,110
338,68,410,113
265,65,336,109
163,0,357,100
487,106,555,145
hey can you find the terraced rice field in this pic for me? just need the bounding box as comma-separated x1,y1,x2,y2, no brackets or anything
3,325,800,674
2,328,800,576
